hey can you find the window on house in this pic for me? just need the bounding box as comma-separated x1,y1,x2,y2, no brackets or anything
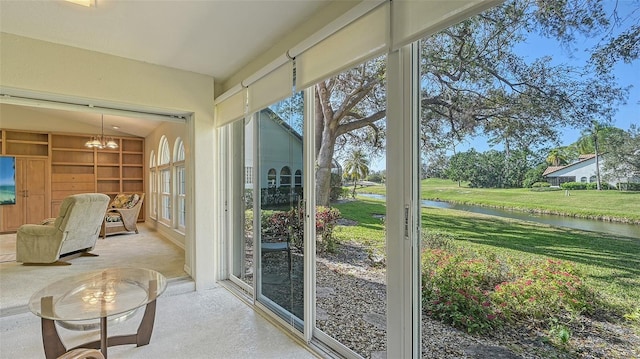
149,151,157,219
158,136,171,224
294,169,302,187
267,168,276,187
590,175,596,183
581,177,588,183
280,166,291,187
174,138,186,231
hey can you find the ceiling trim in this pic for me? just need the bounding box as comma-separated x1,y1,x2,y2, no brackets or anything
0,86,189,123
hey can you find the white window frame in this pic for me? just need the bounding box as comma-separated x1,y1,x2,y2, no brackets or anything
149,151,157,220
174,138,186,232
158,136,172,225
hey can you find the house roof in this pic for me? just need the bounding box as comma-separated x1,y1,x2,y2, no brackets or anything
542,166,565,176
543,154,598,177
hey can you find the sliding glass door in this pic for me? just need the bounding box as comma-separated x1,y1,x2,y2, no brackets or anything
256,94,305,329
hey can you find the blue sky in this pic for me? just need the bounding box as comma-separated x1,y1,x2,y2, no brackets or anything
369,2,639,171
0,156,16,186
462,9,639,153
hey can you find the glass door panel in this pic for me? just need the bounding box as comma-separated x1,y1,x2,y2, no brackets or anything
313,55,388,357
257,94,305,328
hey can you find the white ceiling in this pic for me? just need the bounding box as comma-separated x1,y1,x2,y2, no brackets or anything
0,0,331,136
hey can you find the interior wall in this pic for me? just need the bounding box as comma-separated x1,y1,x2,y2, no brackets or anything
0,32,217,289
145,121,187,247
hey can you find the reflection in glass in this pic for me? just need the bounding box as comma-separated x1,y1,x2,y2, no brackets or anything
257,94,305,327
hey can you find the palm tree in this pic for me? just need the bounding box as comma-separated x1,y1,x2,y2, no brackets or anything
343,149,370,198
546,148,568,166
577,122,619,190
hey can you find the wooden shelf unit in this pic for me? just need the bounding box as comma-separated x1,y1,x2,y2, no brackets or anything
51,134,144,198
4,130,50,157
0,129,145,230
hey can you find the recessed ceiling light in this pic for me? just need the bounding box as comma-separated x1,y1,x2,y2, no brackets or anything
112,125,120,130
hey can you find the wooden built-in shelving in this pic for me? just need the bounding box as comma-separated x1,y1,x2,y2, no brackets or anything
0,129,145,230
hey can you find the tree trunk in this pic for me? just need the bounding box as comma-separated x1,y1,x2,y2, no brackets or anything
315,84,337,207
595,136,602,190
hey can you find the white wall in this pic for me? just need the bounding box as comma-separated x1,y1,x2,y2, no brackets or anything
257,113,303,188
1,33,217,289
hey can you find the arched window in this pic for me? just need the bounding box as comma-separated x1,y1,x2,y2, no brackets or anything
267,168,277,187
580,177,587,183
295,169,302,187
158,136,171,224
589,175,596,183
173,138,186,231
149,151,157,219
280,166,291,187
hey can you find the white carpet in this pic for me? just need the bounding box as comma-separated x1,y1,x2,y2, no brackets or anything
0,225,187,314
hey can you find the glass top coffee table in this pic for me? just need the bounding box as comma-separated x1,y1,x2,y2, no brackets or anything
29,267,167,359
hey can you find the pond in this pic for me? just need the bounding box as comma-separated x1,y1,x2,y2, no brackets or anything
357,193,640,239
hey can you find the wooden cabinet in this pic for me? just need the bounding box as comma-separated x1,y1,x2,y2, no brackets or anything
1,157,50,232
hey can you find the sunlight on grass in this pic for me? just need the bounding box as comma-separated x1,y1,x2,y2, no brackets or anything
333,196,640,322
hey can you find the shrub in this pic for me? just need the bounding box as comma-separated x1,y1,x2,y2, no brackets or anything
586,182,616,190
316,206,342,252
491,259,595,322
561,182,587,190
531,182,551,188
421,242,596,334
262,206,341,252
422,247,509,333
619,182,640,191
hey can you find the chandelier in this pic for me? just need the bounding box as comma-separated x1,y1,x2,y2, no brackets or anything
85,114,118,149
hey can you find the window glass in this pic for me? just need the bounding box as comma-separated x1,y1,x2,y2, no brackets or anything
312,54,387,357
280,166,291,187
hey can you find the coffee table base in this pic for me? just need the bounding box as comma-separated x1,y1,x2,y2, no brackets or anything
41,300,157,359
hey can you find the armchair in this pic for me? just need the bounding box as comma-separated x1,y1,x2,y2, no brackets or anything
100,193,144,239
16,193,110,265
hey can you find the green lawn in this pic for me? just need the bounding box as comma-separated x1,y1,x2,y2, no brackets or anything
333,197,640,319
359,178,640,223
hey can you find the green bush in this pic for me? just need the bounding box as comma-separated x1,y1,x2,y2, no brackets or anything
491,259,595,322
585,182,616,190
422,247,508,333
561,182,587,190
531,182,551,188
262,206,341,253
421,244,596,334
619,182,640,191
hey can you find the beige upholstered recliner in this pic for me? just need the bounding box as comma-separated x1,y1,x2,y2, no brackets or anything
16,193,110,265
101,193,144,239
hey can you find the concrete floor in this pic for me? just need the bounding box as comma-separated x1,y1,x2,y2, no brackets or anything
0,284,317,359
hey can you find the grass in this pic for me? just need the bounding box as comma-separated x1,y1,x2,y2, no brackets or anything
359,178,640,223
332,196,640,322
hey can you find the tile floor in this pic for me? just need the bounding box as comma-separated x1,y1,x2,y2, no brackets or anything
0,285,317,359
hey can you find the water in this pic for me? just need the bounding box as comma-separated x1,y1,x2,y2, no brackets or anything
358,193,640,239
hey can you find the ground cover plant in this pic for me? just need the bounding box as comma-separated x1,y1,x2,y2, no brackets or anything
332,196,640,355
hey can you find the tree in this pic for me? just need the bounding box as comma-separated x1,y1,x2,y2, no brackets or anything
546,148,569,166
342,149,370,198
602,125,640,184
575,123,627,190
315,58,386,206
313,0,634,206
